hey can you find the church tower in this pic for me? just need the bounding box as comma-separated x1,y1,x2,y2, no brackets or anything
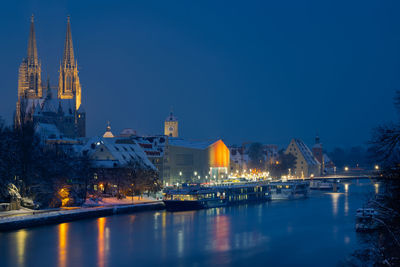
18,15,43,99
312,135,324,175
58,16,81,111
164,111,178,137
16,15,43,126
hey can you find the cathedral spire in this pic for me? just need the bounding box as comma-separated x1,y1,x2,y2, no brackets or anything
27,14,38,66
63,16,75,67
17,14,42,102
58,15,81,111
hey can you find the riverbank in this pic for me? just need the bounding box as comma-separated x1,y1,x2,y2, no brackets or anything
0,201,165,232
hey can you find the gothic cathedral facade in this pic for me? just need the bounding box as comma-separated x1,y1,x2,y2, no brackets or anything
15,16,85,138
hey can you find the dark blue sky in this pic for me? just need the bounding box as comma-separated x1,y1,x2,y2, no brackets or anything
1,0,399,149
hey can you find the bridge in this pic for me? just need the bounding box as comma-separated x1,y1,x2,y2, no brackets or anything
287,171,380,181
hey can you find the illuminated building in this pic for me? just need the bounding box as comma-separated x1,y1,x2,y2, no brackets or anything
164,111,178,137
76,133,156,194
285,138,320,178
229,144,278,174
15,16,85,138
163,138,230,185
229,145,248,174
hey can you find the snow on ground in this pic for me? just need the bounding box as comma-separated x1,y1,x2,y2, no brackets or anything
0,207,35,218
0,201,163,224
83,196,159,207
0,197,162,224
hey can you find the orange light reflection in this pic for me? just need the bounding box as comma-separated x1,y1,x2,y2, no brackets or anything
58,223,68,267
98,217,106,267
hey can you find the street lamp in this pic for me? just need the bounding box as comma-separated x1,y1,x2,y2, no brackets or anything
374,165,379,170
344,166,349,172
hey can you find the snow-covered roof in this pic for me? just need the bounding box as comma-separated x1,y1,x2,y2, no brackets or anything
36,122,61,137
35,123,62,142
292,139,320,166
31,97,75,117
132,135,167,157
168,138,217,150
22,98,44,115
79,136,156,170
313,143,322,149
120,128,137,137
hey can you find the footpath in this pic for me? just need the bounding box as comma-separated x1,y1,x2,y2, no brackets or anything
0,197,165,232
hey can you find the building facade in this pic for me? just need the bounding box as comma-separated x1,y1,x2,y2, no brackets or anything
162,138,230,186
285,138,320,178
16,16,85,138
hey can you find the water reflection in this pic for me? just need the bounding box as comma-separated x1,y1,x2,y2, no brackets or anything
213,215,230,252
177,230,184,257
153,212,160,230
58,223,68,267
329,193,341,216
98,217,109,267
374,183,379,194
16,230,28,267
344,183,349,193
233,231,269,251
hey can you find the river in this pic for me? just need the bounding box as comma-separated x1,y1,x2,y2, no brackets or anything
0,179,377,267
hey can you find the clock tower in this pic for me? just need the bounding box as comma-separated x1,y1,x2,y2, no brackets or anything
164,111,178,137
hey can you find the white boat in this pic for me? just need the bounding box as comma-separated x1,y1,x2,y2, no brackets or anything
269,182,308,200
309,180,339,191
355,208,380,232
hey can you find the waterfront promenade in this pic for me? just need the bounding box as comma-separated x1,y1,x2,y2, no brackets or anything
0,197,164,232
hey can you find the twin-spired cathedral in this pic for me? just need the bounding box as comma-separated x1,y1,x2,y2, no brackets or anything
15,16,85,138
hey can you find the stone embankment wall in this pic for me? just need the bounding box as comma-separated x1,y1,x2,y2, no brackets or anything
0,202,165,232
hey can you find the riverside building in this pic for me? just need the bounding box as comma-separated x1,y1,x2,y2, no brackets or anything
285,138,321,178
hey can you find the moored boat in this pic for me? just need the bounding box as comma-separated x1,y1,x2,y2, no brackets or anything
269,181,308,200
163,182,271,211
309,180,339,191
355,208,380,232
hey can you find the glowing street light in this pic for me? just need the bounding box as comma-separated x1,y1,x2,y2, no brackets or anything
344,166,349,172
374,165,379,170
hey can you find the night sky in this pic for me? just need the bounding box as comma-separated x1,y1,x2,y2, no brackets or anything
1,0,399,149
